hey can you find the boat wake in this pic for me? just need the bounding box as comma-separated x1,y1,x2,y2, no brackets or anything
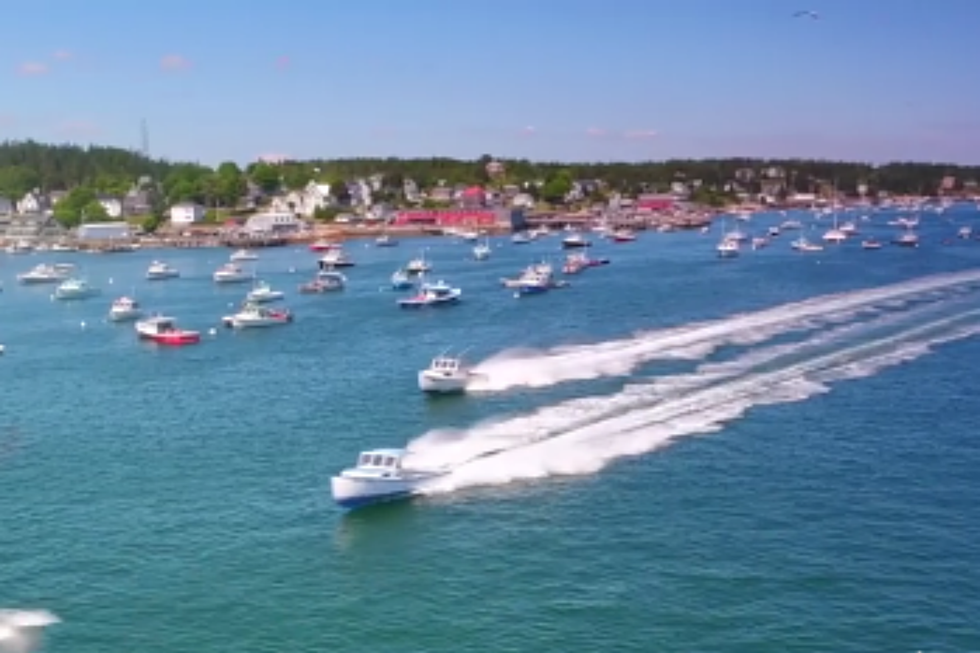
466,269,980,392
405,273,980,496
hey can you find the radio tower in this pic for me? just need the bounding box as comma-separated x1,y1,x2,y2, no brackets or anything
140,119,150,159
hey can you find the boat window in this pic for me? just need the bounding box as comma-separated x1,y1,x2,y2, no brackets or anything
383,456,395,467
371,455,384,466
359,454,371,466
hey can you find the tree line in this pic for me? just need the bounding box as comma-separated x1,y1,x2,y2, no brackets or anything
2,140,978,221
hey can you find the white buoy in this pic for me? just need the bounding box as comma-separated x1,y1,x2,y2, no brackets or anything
208,328,217,336
80,321,86,329
108,277,114,284
288,267,295,273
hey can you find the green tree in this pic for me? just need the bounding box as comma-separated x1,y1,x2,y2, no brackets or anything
248,162,281,194
0,165,41,199
82,200,109,221
540,171,573,203
52,186,96,227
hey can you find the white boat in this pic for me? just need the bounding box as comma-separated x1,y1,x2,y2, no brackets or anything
397,279,461,308
561,233,591,249
0,344,4,356
459,230,480,242
224,302,293,329
330,448,445,509
716,238,740,258
318,249,355,268
375,234,398,247
501,262,554,288
391,269,414,290
0,609,61,653
791,237,824,252
299,269,346,293
213,263,252,283
862,238,883,250
229,248,258,262
893,228,920,247
108,296,143,322
472,238,491,260
246,280,285,303
52,278,100,300
16,264,73,284
404,253,431,274
957,226,973,239
417,350,486,394
146,260,180,280
767,226,781,237
511,231,532,244
51,242,77,252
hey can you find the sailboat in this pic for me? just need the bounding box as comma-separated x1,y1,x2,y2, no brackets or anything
472,236,491,260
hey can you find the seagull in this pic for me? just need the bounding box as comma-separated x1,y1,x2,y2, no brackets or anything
0,610,60,653
793,9,819,19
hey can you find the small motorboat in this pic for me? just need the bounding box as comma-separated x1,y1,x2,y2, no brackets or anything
563,253,588,275
417,350,487,394
318,249,355,268
397,280,461,308
610,228,637,242
511,231,532,244
224,302,293,329
767,226,781,237
299,269,347,293
375,234,398,247
717,238,740,258
893,229,920,248
472,239,491,260
51,242,77,252
135,315,200,345
751,236,769,250
862,238,883,250
330,448,446,509
213,263,252,283
17,264,73,284
245,280,285,303
501,262,554,287
391,269,414,290
229,248,258,262
108,296,143,322
404,254,431,274
561,233,591,249
309,240,341,252
52,278,100,300
146,260,180,280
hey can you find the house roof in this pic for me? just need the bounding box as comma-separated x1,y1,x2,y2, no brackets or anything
462,186,484,196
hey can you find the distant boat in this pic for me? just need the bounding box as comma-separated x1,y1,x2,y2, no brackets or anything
862,238,882,250
135,315,200,345
229,248,258,262
376,234,398,247
391,268,414,290
146,260,180,280
472,237,491,260
397,279,461,308
52,278,100,300
561,233,591,249
299,269,346,293
108,296,143,322
245,280,285,304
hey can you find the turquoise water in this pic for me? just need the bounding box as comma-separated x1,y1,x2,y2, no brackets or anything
2,208,980,652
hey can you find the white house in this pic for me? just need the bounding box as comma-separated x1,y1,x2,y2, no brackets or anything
0,196,13,215
169,202,206,225
76,222,131,241
96,195,123,219
243,211,304,235
301,181,332,216
16,191,48,214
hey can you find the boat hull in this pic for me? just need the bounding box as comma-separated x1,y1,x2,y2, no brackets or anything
146,272,179,280
418,370,469,393
398,296,459,309
246,293,284,303
330,475,431,510
53,290,100,300
139,332,200,345
109,310,142,322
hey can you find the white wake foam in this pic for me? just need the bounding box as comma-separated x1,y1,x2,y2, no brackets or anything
467,269,980,392
408,300,980,496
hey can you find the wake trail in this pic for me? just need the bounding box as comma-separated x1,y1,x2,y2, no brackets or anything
468,269,980,392
406,299,976,471
412,308,980,494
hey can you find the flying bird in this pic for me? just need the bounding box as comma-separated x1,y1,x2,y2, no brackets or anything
0,610,60,653
793,9,819,19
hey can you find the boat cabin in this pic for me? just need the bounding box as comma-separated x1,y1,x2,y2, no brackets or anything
143,317,177,333
429,356,463,374
356,448,405,471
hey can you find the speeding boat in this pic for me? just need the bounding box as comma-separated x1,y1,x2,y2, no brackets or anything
224,302,293,329
0,609,61,653
213,263,252,283
135,315,200,345
16,264,73,284
397,280,461,308
229,248,258,262
299,269,346,293
330,448,446,509
417,350,486,394
108,296,143,322
52,278,100,300
146,260,180,280
245,280,285,303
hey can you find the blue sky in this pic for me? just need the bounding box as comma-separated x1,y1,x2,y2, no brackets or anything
3,0,979,166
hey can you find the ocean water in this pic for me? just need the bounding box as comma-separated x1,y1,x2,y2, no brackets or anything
2,208,980,652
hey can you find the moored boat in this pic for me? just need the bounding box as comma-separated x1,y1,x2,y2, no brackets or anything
309,240,341,252
17,263,73,284
561,233,591,249
245,280,285,303
213,263,252,283
223,302,293,329
108,296,143,322
862,238,883,250
319,249,355,268
391,268,414,290
146,260,180,280
610,228,637,242
397,280,461,308
330,448,445,509
229,248,258,262
299,269,346,293
135,315,200,345
52,277,100,300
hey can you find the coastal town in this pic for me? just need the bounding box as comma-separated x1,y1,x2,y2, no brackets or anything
1,142,979,251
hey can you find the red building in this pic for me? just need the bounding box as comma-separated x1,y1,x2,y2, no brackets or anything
394,210,497,227
635,194,676,210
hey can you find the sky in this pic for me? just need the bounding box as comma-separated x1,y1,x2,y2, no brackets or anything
2,0,980,167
